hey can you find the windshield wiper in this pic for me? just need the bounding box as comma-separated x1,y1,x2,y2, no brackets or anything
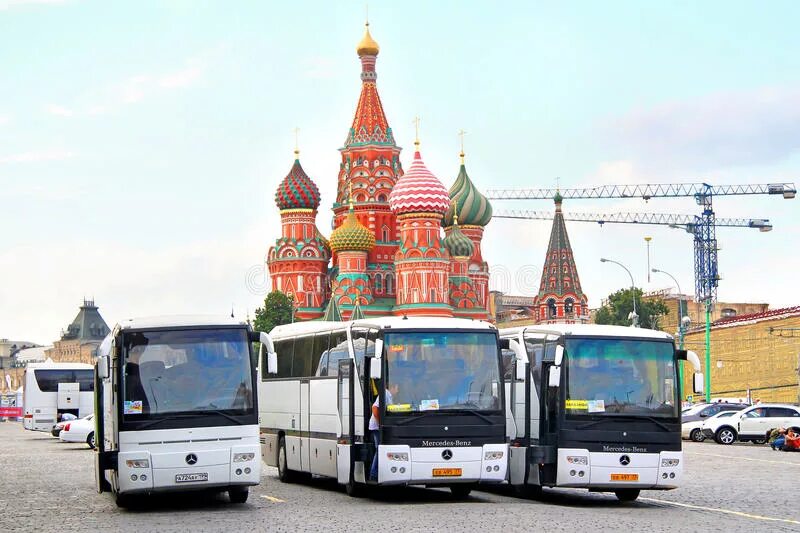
576,414,672,432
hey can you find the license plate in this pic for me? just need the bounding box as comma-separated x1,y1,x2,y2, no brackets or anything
175,473,209,483
432,468,462,477
610,473,639,482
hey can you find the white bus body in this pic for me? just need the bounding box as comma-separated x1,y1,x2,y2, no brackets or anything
500,324,703,502
258,316,507,497
23,361,94,431
94,316,272,506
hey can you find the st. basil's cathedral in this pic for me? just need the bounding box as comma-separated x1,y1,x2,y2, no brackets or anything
266,23,494,321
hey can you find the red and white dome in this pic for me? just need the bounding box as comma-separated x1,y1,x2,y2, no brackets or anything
389,151,450,215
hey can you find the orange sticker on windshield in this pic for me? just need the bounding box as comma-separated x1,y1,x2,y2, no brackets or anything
390,345,404,352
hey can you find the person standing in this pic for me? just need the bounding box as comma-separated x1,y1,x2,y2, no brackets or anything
369,382,399,481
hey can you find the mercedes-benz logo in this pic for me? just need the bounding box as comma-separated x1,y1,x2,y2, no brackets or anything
441,449,453,461
619,455,630,466
186,453,198,465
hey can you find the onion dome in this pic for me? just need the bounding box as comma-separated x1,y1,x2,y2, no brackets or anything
444,216,475,259
554,190,563,205
330,205,376,253
275,155,321,210
443,159,492,227
356,23,380,57
389,151,451,215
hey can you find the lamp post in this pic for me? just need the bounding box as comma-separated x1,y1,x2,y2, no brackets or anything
600,257,638,327
652,267,691,400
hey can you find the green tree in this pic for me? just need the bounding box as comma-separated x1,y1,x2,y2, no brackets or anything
253,291,294,333
594,287,669,330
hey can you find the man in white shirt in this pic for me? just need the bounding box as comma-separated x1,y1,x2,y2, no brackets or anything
369,382,399,481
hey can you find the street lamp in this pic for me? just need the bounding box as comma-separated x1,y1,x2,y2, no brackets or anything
651,268,687,348
600,257,638,327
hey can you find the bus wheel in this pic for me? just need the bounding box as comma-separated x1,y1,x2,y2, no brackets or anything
345,478,364,498
450,484,474,499
228,487,249,504
277,436,296,483
114,493,134,508
614,489,640,502
87,432,96,449
514,484,543,499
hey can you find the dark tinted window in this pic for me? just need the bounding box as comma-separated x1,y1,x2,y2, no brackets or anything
326,331,349,377
311,333,330,377
34,369,94,392
292,336,314,377
768,407,800,418
272,339,294,379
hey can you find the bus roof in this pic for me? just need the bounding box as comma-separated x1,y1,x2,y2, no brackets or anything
25,361,94,370
499,323,673,341
116,315,250,331
270,316,496,339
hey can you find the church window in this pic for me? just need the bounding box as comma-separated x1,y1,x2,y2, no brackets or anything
563,267,568,274
378,194,387,202
430,288,436,301
386,273,394,293
382,225,390,241
547,298,557,318
565,298,574,315
375,273,383,292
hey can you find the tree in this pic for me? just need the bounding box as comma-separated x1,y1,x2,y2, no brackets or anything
253,291,294,333
594,287,669,330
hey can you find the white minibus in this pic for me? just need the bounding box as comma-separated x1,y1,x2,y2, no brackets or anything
23,361,94,431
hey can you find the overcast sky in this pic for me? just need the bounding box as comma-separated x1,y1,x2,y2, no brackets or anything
2,0,798,343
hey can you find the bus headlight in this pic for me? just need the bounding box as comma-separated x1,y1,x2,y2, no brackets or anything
484,451,505,460
386,452,409,461
661,458,680,467
125,459,150,468
233,453,255,462
566,456,588,465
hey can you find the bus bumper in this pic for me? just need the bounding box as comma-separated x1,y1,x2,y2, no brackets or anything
555,448,683,490
377,444,507,485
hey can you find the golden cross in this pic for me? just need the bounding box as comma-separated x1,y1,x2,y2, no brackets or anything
458,129,467,163
413,116,421,147
293,127,300,156
555,176,561,191
365,2,369,25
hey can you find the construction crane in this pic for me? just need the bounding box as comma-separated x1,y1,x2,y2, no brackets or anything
487,182,796,303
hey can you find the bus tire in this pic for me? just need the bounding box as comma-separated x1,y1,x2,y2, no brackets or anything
514,484,543,499
345,478,364,498
228,486,249,504
277,436,296,483
114,493,134,509
614,489,640,502
450,484,474,499
87,432,96,449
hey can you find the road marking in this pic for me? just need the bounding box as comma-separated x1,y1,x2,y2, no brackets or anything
260,495,285,503
687,450,800,466
641,497,800,526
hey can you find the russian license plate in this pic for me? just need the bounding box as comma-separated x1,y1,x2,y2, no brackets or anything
432,468,462,477
175,473,209,483
610,473,639,482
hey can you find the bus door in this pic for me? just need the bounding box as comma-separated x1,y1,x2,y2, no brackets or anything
534,335,562,485
300,378,310,471
336,358,355,484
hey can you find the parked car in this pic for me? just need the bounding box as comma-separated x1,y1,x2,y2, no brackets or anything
59,414,95,449
698,411,741,441
51,420,69,438
704,404,800,445
682,419,706,442
682,402,749,423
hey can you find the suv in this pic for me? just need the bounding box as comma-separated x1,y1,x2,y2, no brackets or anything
706,404,800,445
682,402,749,423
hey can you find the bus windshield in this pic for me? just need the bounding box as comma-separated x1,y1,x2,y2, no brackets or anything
565,337,678,418
383,331,501,413
122,328,254,418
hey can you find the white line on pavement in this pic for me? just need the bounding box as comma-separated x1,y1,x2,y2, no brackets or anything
687,450,800,466
260,495,286,503
641,497,800,526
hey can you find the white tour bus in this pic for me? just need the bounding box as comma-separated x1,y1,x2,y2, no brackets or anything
23,361,94,431
94,316,276,506
500,324,703,502
259,316,508,497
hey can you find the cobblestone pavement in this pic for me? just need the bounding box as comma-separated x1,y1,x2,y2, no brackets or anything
1,422,798,532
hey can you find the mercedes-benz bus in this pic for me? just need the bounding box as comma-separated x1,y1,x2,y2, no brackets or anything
23,361,94,431
499,324,703,502
94,316,276,506
259,316,508,498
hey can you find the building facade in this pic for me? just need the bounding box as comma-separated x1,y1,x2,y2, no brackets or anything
44,299,110,365
266,24,493,320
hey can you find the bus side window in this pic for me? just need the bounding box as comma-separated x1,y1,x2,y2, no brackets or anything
291,336,313,378
500,349,516,381
327,330,349,377
351,328,369,379
311,333,331,377
271,339,295,379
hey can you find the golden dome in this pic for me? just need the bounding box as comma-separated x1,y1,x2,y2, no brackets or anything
356,23,380,57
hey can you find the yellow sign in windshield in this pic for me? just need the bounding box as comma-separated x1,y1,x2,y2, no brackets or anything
566,399,588,410
386,404,412,412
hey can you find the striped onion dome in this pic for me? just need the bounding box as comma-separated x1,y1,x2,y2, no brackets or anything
275,157,321,210
389,151,450,215
443,162,492,227
444,219,475,259
329,206,376,253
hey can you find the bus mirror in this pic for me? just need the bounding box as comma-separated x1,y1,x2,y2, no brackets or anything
373,338,384,359
258,332,278,374
267,352,278,375
548,366,561,388
685,350,702,372
97,356,109,380
508,340,527,381
369,360,382,380
693,373,704,395
515,361,527,381
554,345,564,366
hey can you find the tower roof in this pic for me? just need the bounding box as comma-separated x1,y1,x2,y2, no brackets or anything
443,161,492,227
356,23,380,56
61,299,109,342
444,217,475,259
389,150,451,215
537,196,586,301
275,157,321,210
330,204,376,252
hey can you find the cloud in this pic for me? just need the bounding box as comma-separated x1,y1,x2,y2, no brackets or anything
609,85,800,170
0,148,74,164
0,0,68,9
46,104,75,117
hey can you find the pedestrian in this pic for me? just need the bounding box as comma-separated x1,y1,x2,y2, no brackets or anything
783,428,800,452
769,427,786,451
369,382,399,481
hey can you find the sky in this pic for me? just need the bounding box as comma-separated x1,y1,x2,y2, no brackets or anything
1,0,799,343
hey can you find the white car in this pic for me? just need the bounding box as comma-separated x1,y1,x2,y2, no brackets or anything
681,419,706,442
697,411,741,441
59,414,95,448
704,404,800,445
